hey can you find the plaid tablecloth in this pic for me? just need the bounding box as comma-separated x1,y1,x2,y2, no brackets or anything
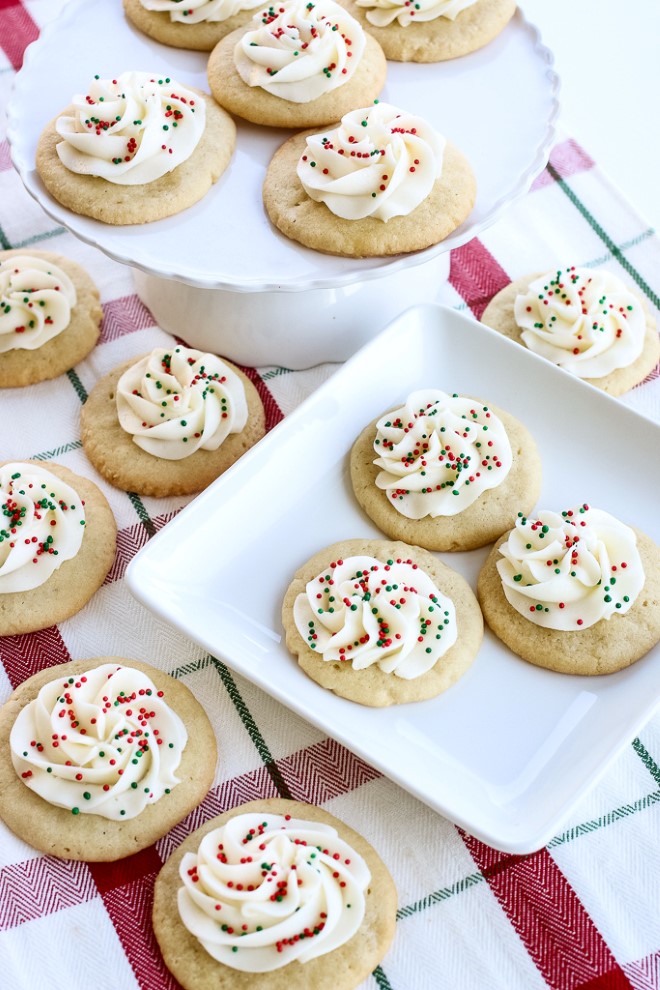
1,3,660,989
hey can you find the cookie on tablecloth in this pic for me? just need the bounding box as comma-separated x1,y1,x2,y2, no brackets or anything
0,460,116,636
350,390,542,551
263,102,476,257
153,798,397,989
0,250,102,387
480,266,660,396
477,504,660,675
80,344,266,497
282,538,483,705
207,0,386,129
0,657,217,860
123,0,264,51
36,71,235,225
335,0,516,62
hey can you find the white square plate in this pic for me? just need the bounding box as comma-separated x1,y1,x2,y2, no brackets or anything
126,305,660,853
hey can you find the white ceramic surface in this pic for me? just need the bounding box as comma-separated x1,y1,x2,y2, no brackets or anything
8,1,558,365
126,305,660,853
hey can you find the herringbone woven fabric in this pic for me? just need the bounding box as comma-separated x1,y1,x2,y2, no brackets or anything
0,3,659,989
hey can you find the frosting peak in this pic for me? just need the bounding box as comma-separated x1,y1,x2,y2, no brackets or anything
0,256,76,353
297,102,444,221
55,71,206,185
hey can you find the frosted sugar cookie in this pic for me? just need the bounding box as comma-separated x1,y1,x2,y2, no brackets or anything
207,0,386,129
0,657,217,860
123,0,264,51
36,71,236,224
153,798,397,989
350,390,541,551
0,460,116,636
336,0,516,62
263,101,476,257
477,504,660,675
0,250,102,387
80,344,266,497
481,266,660,396
282,538,483,705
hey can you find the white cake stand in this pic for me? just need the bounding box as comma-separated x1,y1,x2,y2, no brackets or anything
8,0,558,368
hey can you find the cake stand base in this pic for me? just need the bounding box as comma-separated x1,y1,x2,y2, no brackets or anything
132,251,451,370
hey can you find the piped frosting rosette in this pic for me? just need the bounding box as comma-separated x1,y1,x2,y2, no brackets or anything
234,0,366,102
55,71,206,185
116,346,248,460
373,390,512,518
139,0,262,22
297,101,444,220
0,255,76,353
177,810,370,972
0,462,85,594
497,504,645,630
513,266,647,378
10,662,187,819
356,0,476,28
293,554,457,678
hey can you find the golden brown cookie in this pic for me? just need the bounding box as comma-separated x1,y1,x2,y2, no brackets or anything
0,657,218,860
0,460,116,636
263,129,476,257
0,250,102,388
123,0,261,50
282,538,483,705
36,92,236,225
481,272,660,396
350,397,542,551
477,522,660,675
153,798,397,990
80,349,266,497
335,0,516,62
207,27,387,129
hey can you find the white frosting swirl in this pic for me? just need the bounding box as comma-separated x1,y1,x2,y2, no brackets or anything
513,267,647,378
178,811,370,972
373,390,512,518
0,462,85,594
116,346,248,460
497,505,645,630
356,0,475,28
297,102,444,221
234,0,365,103
10,663,187,820
139,0,262,22
0,256,76,353
294,554,457,678
55,71,206,186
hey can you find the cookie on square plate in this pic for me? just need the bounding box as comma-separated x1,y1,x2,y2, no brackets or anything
0,250,102,387
153,797,397,989
0,657,217,860
477,503,660,675
36,71,235,225
350,389,542,551
207,0,387,129
282,538,483,705
481,266,660,396
334,0,516,63
0,460,116,636
123,0,265,51
80,344,266,497
263,101,476,257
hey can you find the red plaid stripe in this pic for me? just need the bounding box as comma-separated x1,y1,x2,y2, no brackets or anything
100,294,156,343
241,365,285,431
449,239,511,320
0,0,38,69
463,836,632,990
106,512,178,585
0,856,96,930
532,138,596,191
0,627,71,689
